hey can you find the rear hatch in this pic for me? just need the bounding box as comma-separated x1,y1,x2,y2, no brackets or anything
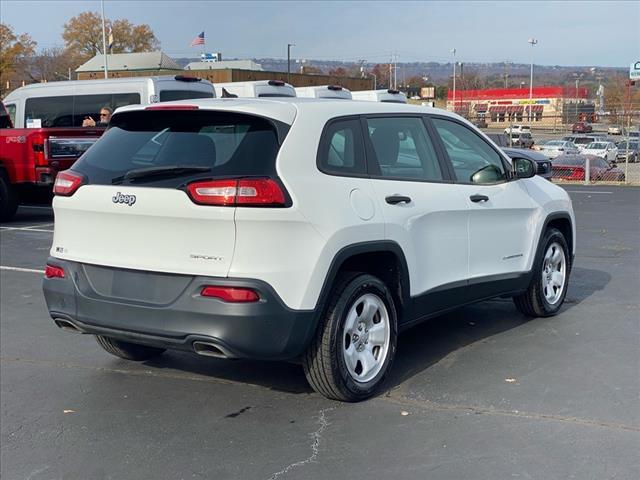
51,106,291,278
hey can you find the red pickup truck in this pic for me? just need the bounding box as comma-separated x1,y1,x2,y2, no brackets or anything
0,102,103,220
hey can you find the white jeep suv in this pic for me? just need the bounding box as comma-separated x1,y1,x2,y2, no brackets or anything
43,99,575,401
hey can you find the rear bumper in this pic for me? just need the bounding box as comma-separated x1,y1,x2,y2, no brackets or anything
42,258,318,360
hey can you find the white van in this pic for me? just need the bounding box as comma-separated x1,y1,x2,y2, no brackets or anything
295,85,352,100
215,80,296,99
351,89,407,104
3,75,215,128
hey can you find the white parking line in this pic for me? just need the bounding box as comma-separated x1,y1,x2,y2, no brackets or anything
0,266,45,274
0,226,54,233
565,191,613,194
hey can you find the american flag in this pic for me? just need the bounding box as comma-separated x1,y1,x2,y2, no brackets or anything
190,32,205,47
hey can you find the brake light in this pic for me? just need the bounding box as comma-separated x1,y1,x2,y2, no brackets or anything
145,105,199,110
187,178,286,206
53,170,85,196
201,286,260,303
45,264,65,279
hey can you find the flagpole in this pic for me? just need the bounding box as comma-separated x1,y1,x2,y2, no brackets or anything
101,0,108,78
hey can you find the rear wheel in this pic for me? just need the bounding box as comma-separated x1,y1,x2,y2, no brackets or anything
514,228,571,317
303,273,397,402
95,335,166,361
0,171,19,222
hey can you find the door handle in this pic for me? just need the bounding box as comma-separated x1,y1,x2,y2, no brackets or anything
470,194,489,203
385,195,412,205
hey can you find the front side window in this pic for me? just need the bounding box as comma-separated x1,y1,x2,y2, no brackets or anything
317,118,366,176
365,117,443,182
432,117,507,184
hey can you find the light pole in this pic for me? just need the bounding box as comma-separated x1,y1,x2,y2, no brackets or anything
528,38,537,100
451,48,456,112
371,72,377,90
287,43,294,84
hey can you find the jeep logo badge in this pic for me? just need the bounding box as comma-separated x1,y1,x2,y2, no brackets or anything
112,192,136,206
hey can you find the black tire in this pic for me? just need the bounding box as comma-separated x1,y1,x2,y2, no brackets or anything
303,273,398,402
514,228,571,317
0,170,19,222
95,335,166,361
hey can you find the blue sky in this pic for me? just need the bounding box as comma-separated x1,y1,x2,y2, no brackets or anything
2,0,639,67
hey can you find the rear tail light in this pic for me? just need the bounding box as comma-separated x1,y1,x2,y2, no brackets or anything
45,264,65,279
201,286,260,303
187,178,287,207
53,170,85,196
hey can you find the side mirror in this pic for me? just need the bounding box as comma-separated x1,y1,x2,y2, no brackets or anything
512,157,536,179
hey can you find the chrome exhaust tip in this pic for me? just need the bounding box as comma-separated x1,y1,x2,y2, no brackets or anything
53,318,83,334
192,341,229,359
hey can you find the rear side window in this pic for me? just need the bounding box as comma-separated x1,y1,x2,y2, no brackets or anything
24,93,140,128
158,90,213,102
432,118,507,184
72,110,283,186
317,118,366,176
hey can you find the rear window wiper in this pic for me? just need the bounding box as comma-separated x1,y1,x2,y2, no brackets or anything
111,165,211,184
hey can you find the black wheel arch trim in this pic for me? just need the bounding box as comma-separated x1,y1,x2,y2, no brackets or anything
539,211,574,263
313,240,411,315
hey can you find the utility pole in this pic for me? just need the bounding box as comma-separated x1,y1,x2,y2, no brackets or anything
287,43,294,84
528,38,537,100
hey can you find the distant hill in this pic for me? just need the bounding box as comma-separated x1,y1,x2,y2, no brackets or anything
172,56,626,90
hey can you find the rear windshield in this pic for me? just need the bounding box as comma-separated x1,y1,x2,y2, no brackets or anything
554,156,584,165
72,110,284,186
158,90,214,102
572,137,592,145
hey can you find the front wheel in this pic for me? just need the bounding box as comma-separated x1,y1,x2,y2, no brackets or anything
514,228,571,317
303,273,398,402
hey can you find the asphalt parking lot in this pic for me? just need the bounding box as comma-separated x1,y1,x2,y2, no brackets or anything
1,187,639,480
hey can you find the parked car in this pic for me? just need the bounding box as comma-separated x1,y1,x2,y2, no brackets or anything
504,124,531,135
486,132,509,147
42,98,575,401
580,141,618,162
571,122,593,134
607,125,623,135
616,140,639,163
502,147,552,180
539,140,580,159
472,118,488,128
552,154,625,181
563,135,602,150
628,130,639,139
508,132,534,148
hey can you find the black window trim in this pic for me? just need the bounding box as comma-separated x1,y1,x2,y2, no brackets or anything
316,115,370,179
360,113,455,185
426,114,515,185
